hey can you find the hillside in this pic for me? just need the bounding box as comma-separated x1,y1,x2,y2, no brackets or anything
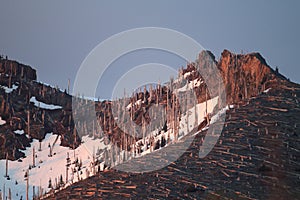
0,49,299,199
46,66,300,200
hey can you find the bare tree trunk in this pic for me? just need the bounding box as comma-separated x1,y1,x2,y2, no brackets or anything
21,66,24,78
8,187,11,200
218,79,221,109
8,63,12,88
3,183,5,200
166,87,169,125
186,96,189,133
194,96,198,128
172,94,177,141
39,141,42,151
244,79,248,100
142,117,145,144
93,146,96,175
25,170,29,200
27,110,30,138
205,87,209,125
68,78,70,94
33,147,35,167
92,120,95,139
32,186,35,200
5,152,8,178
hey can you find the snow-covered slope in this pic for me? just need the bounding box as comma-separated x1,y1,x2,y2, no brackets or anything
0,134,110,200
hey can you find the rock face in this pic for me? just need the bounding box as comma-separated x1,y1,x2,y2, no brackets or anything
218,49,285,104
174,49,287,108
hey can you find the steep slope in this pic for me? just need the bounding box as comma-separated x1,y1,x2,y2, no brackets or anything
43,50,299,199
1,50,299,199
45,79,300,199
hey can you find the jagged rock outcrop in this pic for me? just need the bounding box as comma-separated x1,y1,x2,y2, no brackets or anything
218,49,286,104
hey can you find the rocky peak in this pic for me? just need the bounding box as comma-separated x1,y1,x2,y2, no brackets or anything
217,49,286,104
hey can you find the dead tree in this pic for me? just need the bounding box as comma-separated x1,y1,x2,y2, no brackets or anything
8,63,12,88
92,147,96,175
194,93,198,128
218,79,221,109
2,183,5,200
48,143,52,157
32,146,36,167
8,188,11,200
5,152,9,179
27,110,30,138
68,78,70,94
24,170,29,200
38,141,42,152
186,103,189,134
66,152,71,183
205,87,210,125
166,86,169,125
142,115,146,144
32,186,35,200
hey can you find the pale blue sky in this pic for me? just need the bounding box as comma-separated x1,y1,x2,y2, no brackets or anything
0,1,299,99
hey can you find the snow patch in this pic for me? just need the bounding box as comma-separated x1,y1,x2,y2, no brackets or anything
127,99,143,110
179,96,219,135
183,70,195,79
30,96,62,110
210,105,231,124
0,117,6,125
0,84,18,93
175,78,202,93
132,96,220,158
263,88,271,93
80,96,107,102
14,130,24,135
193,104,232,136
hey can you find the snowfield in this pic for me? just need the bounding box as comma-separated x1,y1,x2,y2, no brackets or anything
0,134,110,200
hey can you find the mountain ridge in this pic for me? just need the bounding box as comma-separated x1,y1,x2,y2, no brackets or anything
0,49,299,199
0,49,295,160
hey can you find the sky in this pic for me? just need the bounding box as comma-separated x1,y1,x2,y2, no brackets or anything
0,0,299,99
